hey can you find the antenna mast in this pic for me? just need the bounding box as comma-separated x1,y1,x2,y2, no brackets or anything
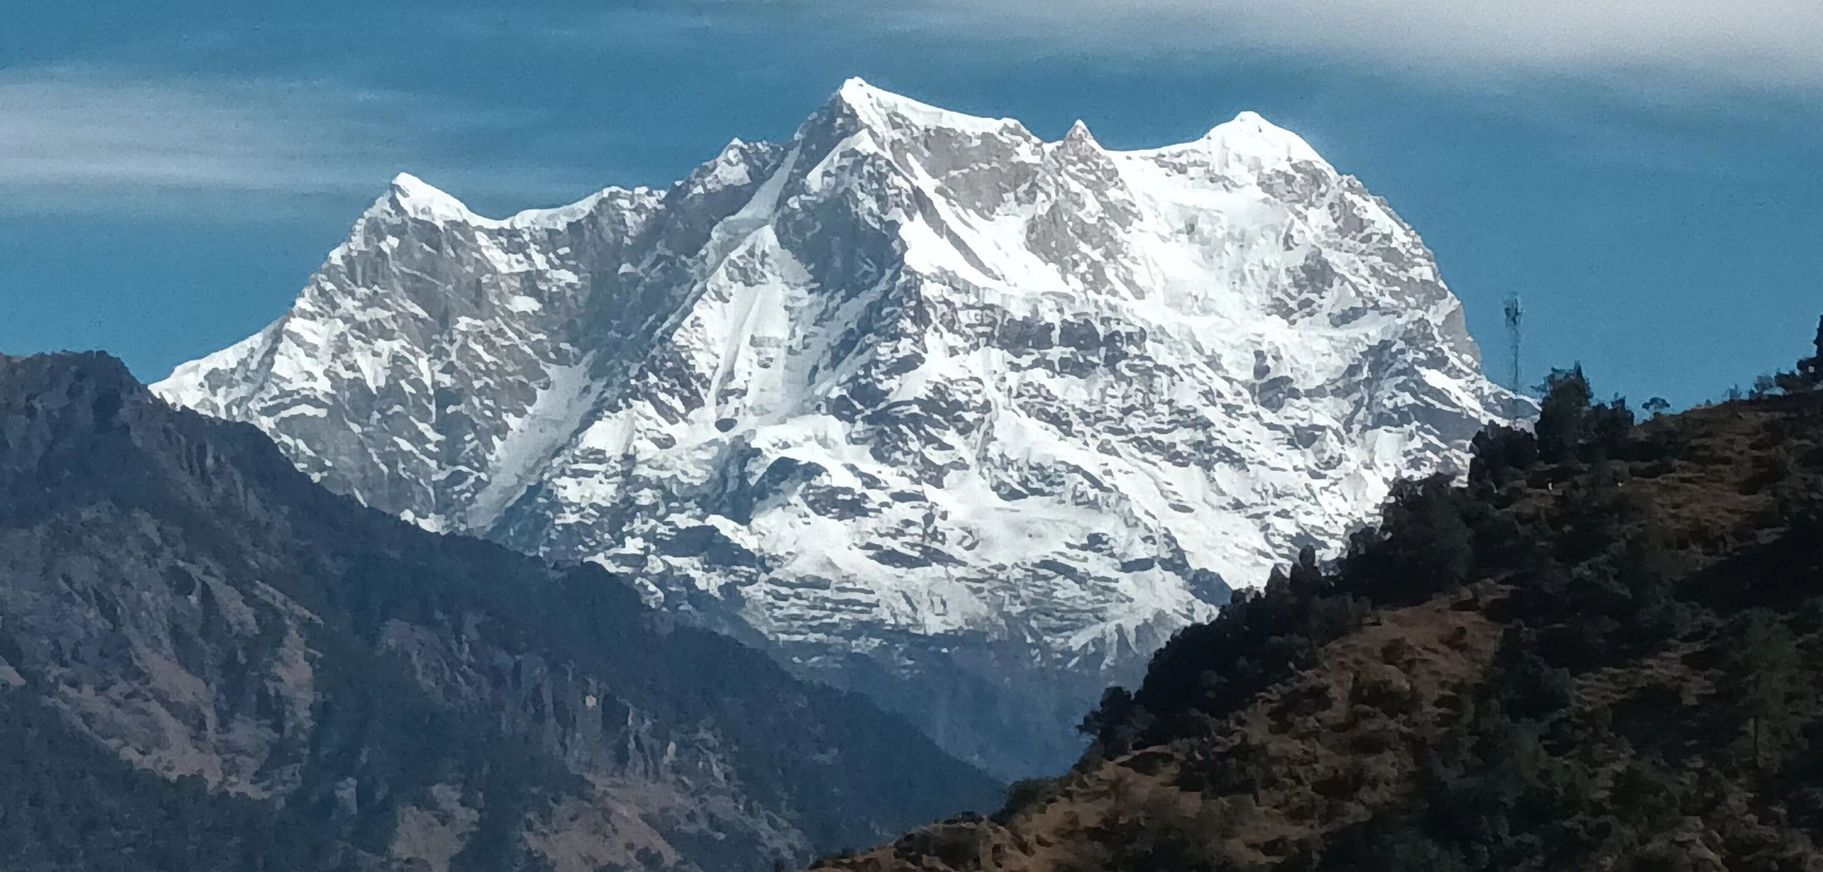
1503,294,1524,394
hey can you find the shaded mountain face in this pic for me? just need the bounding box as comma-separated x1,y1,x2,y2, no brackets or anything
0,352,999,872
813,384,1823,871
155,79,1521,776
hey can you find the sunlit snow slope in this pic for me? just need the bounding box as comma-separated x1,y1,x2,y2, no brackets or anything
157,80,1524,776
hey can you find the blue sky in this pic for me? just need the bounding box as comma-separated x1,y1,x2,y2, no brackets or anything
3,1,1820,407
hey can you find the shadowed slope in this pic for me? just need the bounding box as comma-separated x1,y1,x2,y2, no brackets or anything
0,351,1000,872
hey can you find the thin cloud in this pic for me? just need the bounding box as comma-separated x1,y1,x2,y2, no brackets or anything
863,0,1823,92
6,3,1816,215
0,70,596,212
0,76,374,194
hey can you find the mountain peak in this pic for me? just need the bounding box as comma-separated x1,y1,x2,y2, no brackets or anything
384,172,474,224
0,349,133,383
833,76,916,113
827,77,1025,138
835,75,881,101
158,82,1522,778
1201,110,1326,167
0,351,148,479
375,172,637,230
1063,119,1100,147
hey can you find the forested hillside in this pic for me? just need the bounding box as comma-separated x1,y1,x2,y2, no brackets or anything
817,329,1823,871
0,352,1000,872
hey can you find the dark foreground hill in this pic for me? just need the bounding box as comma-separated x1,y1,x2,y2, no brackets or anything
816,362,1823,871
0,352,1000,872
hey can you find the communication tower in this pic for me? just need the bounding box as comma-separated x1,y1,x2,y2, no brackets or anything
1503,294,1524,394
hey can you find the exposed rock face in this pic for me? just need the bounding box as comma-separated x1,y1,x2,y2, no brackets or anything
0,352,999,872
155,80,1523,776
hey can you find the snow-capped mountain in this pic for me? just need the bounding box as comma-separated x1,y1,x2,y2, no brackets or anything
156,79,1522,776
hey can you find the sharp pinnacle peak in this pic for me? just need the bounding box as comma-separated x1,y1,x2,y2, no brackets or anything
1063,119,1099,146
384,172,473,223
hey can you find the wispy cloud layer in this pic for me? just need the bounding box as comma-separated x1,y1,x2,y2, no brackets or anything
0,71,589,210
3,1,1815,213
0,75,378,194
869,0,1823,91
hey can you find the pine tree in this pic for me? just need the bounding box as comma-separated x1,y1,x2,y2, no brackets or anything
1535,366,1594,463
1723,611,1801,773
1799,315,1823,387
